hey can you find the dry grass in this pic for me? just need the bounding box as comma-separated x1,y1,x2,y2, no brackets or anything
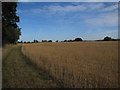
22,41,118,88
0,47,2,88
0,47,1,64
2,45,15,60
2,45,57,88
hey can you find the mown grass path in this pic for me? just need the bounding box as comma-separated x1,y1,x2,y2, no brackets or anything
2,45,58,88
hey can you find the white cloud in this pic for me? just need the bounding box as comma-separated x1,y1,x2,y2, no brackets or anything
18,3,118,15
85,12,118,27
17,4,87,15
17,3,118,27
105,29,118,34
48,3,105,12
84,29,118,40
47,5,87,13
101,4,118,12
86,3,105,10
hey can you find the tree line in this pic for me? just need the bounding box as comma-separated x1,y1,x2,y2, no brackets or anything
18,36,119,44
18,37,83,43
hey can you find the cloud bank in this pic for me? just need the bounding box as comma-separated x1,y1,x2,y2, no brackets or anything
18,3,118,27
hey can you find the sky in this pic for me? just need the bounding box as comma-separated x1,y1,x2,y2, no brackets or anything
18,0,119,2
17,2,118,42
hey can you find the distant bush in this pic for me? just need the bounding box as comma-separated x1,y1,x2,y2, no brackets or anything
56,40,58,42
48,40,52,42
64,40,68,42
74,38,83,41
20,41,23,43
103,36,112,41
68,40,73,42
27,41,31,43
34,40,39,43
62,38,83,42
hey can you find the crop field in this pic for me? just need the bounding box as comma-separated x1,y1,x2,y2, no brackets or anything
22,41,118,88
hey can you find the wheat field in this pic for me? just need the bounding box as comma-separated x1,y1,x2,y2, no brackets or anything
22,41,118,88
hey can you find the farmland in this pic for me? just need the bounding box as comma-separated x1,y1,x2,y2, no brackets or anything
2,45,57,88
22,41,118,88
2,1,119,88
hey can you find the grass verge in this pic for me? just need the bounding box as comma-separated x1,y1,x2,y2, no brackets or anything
2,45,58,88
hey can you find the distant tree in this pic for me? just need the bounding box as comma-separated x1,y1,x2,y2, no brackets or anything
34,40,38,43
24,41,26,43
2,2,21,45
74,38,83,41
68,40,73,42
34,40,36,43
64,40,67,42
36,40,38,43
56,40,58,42
103,36,112,41
27,41,30,43
48,40,52,42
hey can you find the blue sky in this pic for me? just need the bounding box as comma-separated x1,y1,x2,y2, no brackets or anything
17,2,118,42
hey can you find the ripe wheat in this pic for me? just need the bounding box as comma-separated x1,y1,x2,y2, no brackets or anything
22,41,118,88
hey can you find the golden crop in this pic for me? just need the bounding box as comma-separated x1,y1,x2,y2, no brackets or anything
22,41,118,88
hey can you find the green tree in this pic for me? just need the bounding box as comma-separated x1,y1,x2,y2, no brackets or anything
64,40,67,42
74,38,83,41
2,2,21,45
103,36,112,41
34,40,38,43
56,40,58,42
48,40,52,42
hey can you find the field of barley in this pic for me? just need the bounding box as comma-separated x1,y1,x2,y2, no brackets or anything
22,41,118,88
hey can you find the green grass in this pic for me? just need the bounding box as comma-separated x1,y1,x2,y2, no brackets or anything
2,45,58,88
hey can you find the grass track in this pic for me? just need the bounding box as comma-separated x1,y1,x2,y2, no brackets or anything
2,45,58,88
